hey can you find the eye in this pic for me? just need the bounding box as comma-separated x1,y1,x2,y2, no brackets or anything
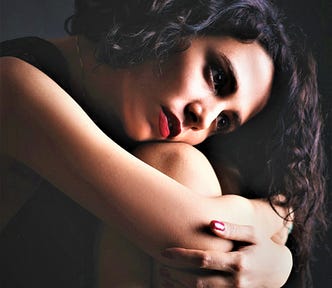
216,112,231,133
209,63,229,96
205,50,236,97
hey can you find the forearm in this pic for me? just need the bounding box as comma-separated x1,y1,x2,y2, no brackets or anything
242,197,290,242
134,143,287,242
1,58,232,262
1,58,285,264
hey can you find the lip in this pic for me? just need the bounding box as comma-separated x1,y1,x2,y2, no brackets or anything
159,106,181,138
159,109,170,138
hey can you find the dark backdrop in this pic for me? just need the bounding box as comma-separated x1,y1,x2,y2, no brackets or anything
277,1,332,287
1,0,331,287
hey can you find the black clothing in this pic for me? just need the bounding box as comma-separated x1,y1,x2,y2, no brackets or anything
0,37,100,288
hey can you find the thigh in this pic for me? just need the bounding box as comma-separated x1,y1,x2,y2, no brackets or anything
96,142,223,287
96,224,152,288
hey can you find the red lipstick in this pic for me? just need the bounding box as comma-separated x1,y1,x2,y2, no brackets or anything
160,107,181,138
159,109,170,138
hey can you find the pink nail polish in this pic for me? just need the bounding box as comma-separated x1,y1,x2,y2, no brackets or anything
210,220,225,232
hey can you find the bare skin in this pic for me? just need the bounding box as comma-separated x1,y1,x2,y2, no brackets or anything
97,142,291,287
97,142,224,287
0,35,292,287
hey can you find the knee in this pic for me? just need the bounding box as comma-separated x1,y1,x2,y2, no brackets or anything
133,142,205,174
132,142,221,196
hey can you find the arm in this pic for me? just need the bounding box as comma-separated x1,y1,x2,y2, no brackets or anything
133,142,292,287
159,224,293,288
133,142,290,244
0,57,286,263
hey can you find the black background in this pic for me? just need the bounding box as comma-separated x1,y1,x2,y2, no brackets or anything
1,0,331,287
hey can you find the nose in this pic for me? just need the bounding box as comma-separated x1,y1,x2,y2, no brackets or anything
184,101,218,131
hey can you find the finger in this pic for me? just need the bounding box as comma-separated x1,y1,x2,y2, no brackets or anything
160,266,235,288
210,220,258,244
162,247,241,272
162,248,211,268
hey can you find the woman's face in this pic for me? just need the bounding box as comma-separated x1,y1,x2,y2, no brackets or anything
117,37,274,145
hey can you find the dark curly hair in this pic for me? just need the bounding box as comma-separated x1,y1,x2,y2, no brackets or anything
65,0,327,286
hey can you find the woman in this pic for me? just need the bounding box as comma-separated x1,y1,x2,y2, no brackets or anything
0,0,325,287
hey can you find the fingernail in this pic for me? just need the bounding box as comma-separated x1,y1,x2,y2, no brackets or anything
210,220,225,232
161,250,173,259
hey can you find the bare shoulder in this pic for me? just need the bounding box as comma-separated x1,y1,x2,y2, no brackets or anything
133,142,222,197
0,56,60,110
1,55,40,75
0,56,52,90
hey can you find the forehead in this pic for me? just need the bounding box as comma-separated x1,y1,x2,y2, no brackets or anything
192,36,274,85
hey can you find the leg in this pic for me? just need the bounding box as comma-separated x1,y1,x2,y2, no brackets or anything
96,142,223,287
133,142,222,197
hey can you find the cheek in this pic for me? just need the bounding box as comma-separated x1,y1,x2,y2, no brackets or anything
237,80,270,122
246,88,270,121
157,54,195,94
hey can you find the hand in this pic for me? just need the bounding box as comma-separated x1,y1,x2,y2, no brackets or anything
159,221,293,288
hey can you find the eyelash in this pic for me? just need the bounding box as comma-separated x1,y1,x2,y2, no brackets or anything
206,56,233,133
209,64,226,96
216,112,231,133
207,57,230,97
